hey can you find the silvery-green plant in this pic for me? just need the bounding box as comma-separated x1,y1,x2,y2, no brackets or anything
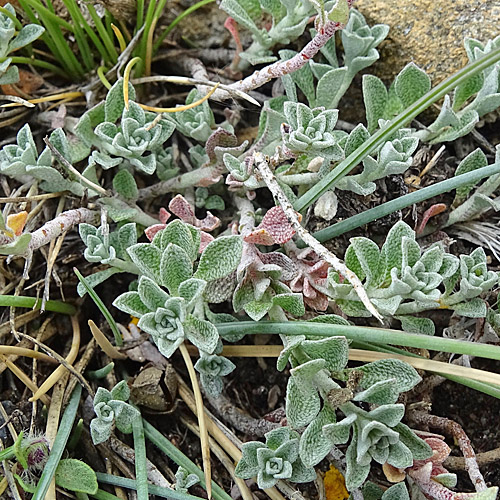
446,146,500,227
239,332,431,490
168,89,216,142
281,9,389,110
90,381,140,445
76,80,175,175
326,221,498,329
112,219,243,366
282,102,344,161
0,125,90,196
235,427,316,489
194,352,236,397
0,4,45,84
174,466,199,493
220,0,330,67
335,125,419,195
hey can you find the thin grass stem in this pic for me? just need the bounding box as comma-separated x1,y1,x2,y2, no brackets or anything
132,417,148,500
2,56,65,76
304,161,500,245
0,295,75,315
86,3,119,63
31,385,82,500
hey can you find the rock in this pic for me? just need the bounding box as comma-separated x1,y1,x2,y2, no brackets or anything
353,0,500,84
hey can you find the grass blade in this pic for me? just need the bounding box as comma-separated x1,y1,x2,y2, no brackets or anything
132,416,148,500
143,419,233,500
86,3,119,63
95,472,206,500
216,322,500,361
32,384,82,500
305,161,500,244
0,295,75,314
74,268,123,346
294,45,500,212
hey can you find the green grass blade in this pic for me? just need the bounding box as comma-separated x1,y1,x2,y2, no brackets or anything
136,0,144,32
135,0,157,75
19,0,74,31
91,490,123,500
95,472,206,500
32,385,82,500
4,56,65,76
304,161,500,244
74,267,123,346
132,416,148,500
153,0,215,53
216,322,500,361
143,419,233,500
86,3,119,63
293,45,500,212
0,295,76,314
62,0,93,72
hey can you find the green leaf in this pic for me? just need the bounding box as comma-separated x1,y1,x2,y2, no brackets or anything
113,169,138,200
397,315,435,335
113,291,150,318
393,422,432,460
0,233,31,256
381,482,409,500
285,377,321,429
315,68,347,109
357,359,421,395
394,63,431,108
105,79,136,123
161,244,193,294
301,336,349,371
9,24,45,51
345,237,381,286
195,235,242,281
158,220,197,261
272,293,305,317
184,315,219,354
453,148,488,204
127,243,162,281
55,459,98,494
452,298,487,318
299,405,336,467
328,0,349,23
453,72,484,110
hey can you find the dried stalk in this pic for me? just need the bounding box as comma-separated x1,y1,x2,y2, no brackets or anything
410,411,486,492
253,151,382,321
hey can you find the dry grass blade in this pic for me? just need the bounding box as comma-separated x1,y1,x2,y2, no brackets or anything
0,346,57,363
180,416,254,500
214,345,500,386
0,354,50,405
30,315,81,402
177,378,286,500
88,319,127,359
179,342,212,500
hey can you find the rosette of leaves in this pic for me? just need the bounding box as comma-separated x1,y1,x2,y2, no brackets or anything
235,427,315,489
326,221,496,329
446,146,500,226
90,381,140,445
168,88,216,142
321,404,431,490
440,247,499,317
335,125,419,195
113,219,243,361
78,221,138,294
282,102,344,161
174,466,199,493
75,79,175,175
194,352,236,397
0,125,90,196
0,4,45,84
281,9,388,110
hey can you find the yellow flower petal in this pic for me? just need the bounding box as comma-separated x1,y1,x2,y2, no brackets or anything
6,211,28,236
324,465,349,500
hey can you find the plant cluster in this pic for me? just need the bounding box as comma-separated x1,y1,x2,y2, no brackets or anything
2,1,500,499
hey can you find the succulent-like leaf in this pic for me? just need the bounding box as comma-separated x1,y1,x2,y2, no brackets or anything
195,235,243,281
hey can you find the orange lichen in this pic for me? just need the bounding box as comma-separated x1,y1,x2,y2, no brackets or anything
324,465,349,500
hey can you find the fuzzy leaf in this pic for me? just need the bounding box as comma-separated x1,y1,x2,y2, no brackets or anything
315,68,347,109
184,315,219,354
394,63,431,108
55,459,98,494
9,24,45,51
272,293,305,316
357,359,421,397
113,291,150,318
453,148,488,204
393,422,432,460
300,336,349,371
381,482,409,500
113,169,138,200
299,404,336,467
285,377,321,429
161,244,193,293
397,315,435,335
452,298,487,318
195,235,242,281
127,243,162,281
